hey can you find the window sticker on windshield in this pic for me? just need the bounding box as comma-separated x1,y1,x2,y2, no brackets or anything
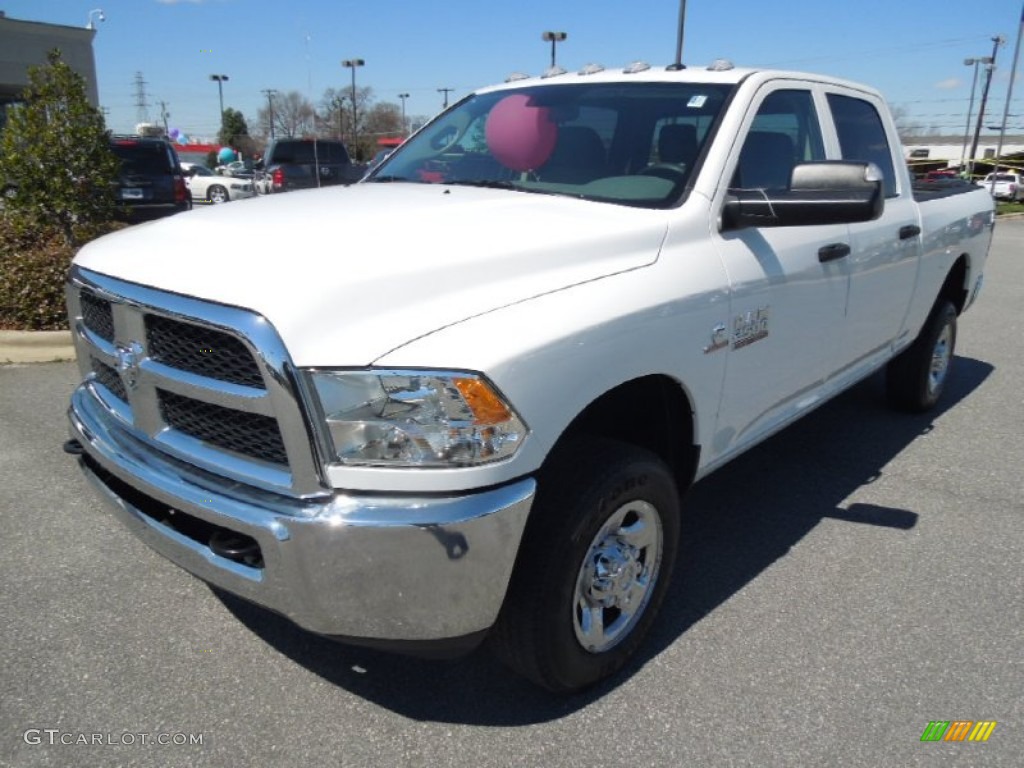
688,95,708,109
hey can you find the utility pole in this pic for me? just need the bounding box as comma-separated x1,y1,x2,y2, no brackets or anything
968,35,1005,176
992,3,1024,188
261,88,278,140
438,87,453,110
158,100,170,134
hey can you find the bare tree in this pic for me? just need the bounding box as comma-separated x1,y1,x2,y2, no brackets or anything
256,90,315,139
890,103,927,141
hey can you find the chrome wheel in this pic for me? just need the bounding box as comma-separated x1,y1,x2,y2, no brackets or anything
573,499,663,653
928,324,952,396
208,185,228,204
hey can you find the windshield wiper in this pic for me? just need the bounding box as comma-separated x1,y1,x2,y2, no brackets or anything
443,179,520,190
368,175,414,183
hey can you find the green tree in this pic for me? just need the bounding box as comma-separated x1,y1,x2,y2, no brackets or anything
217,107,257,159
0,49,119,247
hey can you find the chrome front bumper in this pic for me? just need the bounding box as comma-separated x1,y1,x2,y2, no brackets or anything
68,386,535,646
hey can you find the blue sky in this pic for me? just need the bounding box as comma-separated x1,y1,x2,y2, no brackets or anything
5,0,1023,140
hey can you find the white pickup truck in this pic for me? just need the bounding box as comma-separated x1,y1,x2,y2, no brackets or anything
65,61,993,692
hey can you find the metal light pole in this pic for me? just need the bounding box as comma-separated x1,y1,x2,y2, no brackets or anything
209,74,229,134
398,93,409,135
542,31,567,68
960,57,991,172
261,88,277,140
341,59,364,154
438,87,453,109
968,36,1005,177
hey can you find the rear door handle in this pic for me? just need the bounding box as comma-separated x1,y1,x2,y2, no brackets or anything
899,225,921,240
818,243,851,263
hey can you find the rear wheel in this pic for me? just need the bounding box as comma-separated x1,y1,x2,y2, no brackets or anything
208,184,229,204
490,438,680,693
886,299,957,412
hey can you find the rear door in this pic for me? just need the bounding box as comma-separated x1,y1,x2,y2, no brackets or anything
822,90,921,382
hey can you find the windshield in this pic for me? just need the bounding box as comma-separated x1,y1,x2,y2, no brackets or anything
367,81,733,208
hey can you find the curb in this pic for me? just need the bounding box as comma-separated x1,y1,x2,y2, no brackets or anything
0,330,75,364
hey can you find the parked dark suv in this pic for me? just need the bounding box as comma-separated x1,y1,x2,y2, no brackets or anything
109,135,191,220
260,138,365,193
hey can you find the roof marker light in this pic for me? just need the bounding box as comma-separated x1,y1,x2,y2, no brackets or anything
623,61,651,74
541,66,568,79
505,72,530,82
707,59,735,71
578,63,605,76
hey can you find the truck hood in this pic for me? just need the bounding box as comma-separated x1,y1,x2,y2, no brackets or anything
75,183,668,365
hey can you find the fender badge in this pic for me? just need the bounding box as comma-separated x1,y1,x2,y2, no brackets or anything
732,306,770,349
703,323,728,354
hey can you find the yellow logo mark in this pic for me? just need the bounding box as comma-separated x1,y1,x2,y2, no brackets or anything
968,721,997,742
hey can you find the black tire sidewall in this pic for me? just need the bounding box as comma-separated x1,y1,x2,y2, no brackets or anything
520,441,681,692
888,300,957,412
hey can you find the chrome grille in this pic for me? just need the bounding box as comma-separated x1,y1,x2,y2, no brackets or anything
67,267,327,497
80,292,115,342
91,357,127,402
146,315,264,387
159,389,288,465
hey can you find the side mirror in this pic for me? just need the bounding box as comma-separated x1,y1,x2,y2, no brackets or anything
722,161,884,230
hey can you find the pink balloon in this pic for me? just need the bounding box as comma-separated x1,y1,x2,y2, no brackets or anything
485,94,557,172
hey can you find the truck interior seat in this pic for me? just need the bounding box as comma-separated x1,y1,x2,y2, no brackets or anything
541,126,607,183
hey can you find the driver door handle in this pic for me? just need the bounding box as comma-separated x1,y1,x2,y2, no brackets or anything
818,243,851,263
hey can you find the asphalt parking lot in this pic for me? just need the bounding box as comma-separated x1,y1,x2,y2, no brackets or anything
1,221,1022,768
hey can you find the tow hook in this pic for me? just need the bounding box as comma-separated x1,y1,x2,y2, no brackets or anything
209,530,263,567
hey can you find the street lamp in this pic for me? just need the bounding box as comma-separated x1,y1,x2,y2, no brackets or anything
209,74,229,134
86,8,105,30
398,93,410,135
960,56,993,174
542,31,567,68
341,59,364,155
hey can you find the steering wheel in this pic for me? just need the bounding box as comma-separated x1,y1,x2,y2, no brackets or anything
638,164,688,183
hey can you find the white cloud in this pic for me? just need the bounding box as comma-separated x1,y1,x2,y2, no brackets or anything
934,78,961,90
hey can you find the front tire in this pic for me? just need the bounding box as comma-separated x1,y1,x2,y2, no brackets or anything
886,299,957,412
490,438,681,693
208,184,229,204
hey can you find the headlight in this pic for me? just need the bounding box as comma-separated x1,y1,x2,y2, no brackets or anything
308,370,527,467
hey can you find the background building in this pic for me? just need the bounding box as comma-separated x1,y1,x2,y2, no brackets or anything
0,10,99,131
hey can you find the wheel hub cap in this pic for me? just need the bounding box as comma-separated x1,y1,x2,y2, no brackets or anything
573,500,663,654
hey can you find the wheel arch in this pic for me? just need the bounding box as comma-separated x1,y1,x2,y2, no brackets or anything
940,254,970,315
546,374,700,493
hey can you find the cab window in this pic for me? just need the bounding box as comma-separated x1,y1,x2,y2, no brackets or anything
731,89,825,190
827,94,897,197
